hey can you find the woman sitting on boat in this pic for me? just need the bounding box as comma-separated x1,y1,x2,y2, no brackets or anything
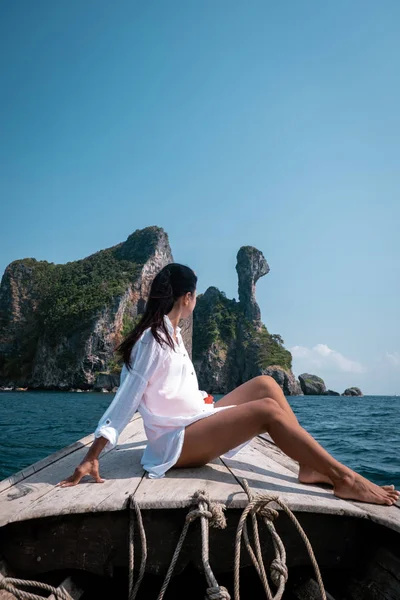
60,264,399,506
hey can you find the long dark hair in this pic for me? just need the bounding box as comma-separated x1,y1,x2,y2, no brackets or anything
117,263,197,368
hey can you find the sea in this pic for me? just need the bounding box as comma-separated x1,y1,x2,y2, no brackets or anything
0,392,399,487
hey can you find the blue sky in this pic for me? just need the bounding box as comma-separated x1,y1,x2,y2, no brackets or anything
1,1,399,394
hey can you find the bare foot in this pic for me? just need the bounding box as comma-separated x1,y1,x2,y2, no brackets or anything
334,472,400,506
298,464,333,486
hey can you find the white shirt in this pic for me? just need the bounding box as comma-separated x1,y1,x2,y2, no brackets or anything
94,315,243,478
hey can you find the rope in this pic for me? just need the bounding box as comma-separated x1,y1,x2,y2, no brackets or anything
128,494,148,600
233,479,326,600
0,577,70,600
0,482,326,600
157,490,230,600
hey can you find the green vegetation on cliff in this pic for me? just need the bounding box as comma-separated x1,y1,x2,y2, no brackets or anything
193,289,239,358
41,250,141,336
193,287,292,373
121,313,141,338
6,253,140,343
250,324,292,371
20,228,163,340
0,227,167,383
1,250,140,375
0,259,54,380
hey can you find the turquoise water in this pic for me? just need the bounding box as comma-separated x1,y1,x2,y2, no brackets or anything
0,392,399,486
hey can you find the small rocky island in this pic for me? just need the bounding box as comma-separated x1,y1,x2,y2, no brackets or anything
297,374,362,397
0,226,363,397
298,373,326,396
342,387,363,397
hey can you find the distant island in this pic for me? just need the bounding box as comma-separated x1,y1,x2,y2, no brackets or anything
0,226,362,397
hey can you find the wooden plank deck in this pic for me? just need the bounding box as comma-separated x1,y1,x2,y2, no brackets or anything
0,416,399,534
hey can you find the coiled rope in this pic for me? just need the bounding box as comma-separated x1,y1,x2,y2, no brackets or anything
155,490,230,600
0,577,70,600
233,479,326,600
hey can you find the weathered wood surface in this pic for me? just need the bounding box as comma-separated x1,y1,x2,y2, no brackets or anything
0,433,96,495
0,418,145,526
0,415,399,535
221,441,367,517
135,458,247,509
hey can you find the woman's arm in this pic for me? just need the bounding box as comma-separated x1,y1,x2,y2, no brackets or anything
58,334,163,487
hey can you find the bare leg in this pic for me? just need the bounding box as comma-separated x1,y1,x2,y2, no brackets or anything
175,398,399,506
217,376,333,485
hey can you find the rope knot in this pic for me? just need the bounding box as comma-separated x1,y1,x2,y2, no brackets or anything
257,504,279,522
192,490,227,529
206,585,231,599
270,558,289,586
186,507,213,523
207,501,227,529
193,491,209,504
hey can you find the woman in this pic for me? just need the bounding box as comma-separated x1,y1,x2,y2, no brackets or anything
59,264,399,506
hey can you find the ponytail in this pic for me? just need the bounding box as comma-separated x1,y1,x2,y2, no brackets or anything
116,263,197,368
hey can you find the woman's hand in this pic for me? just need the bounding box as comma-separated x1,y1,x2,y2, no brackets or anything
57,458,105,487
57,436,108,487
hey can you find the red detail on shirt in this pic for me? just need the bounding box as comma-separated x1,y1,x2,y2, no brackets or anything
204,394,214,404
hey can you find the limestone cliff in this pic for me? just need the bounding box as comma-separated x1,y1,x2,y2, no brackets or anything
1,234,330,397
236,246,269,322
193,246,302,395
0,226,192,390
